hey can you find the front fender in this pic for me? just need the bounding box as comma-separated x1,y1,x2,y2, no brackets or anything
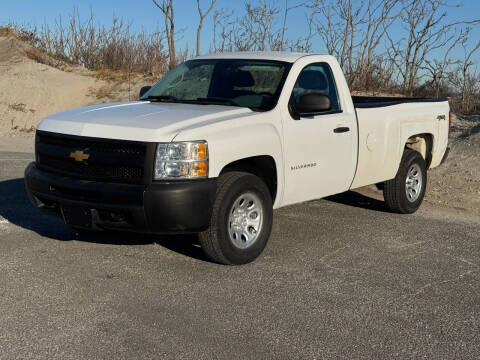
175,119,285,207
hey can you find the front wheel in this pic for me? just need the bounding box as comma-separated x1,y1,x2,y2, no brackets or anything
199,171,273,265
383,149,427,214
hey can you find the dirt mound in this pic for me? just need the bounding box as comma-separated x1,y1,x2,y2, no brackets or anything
0,33,146,136
426,114,480,214
0,34,101,134
0,32,39,65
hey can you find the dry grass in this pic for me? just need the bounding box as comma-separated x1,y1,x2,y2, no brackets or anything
8,103,27,112
23,48,64,69
93,84,115,100
87,69,129,82
0,27,13,37
1,10,170,76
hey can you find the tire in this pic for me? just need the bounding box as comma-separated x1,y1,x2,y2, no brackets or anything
383,149,427,214
199,171,273,265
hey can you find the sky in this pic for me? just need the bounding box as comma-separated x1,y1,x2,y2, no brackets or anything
2,0,480,62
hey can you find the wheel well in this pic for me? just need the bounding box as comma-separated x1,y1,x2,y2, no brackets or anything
220,156,278,202
405,134,433,168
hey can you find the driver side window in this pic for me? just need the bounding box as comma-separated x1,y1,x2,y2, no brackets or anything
291,63,341,112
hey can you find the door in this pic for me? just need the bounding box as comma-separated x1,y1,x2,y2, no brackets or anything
281,62,357,205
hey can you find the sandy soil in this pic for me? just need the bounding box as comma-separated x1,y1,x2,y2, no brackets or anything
0,133,35,153
0,34,147,136
355,114,480,216
0,36,98,135
0,33,479,215
426,114,480,214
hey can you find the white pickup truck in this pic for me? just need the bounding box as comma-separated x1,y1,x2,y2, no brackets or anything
25,52,450,264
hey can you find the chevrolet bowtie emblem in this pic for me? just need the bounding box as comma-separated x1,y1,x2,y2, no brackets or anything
69,150,90,162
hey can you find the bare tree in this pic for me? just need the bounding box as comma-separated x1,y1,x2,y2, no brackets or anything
238,1,281,51
422,31,461,98
454,31,480,112
211,1,281,52
353,0,401,89
212,8,235,52
301,6,317,52
313,0,364,77
286,5,317,52
196,0,216,56
211,1,311,53
279,1,307,50
311,0,402,89
386,0,480,95
10,0,480,113
152,0,176,69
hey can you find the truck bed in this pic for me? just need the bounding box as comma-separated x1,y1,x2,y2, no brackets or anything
352,96,448,108
349,97,450,190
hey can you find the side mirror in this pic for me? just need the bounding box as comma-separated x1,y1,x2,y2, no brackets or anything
139,86,152,98
294,93,332,116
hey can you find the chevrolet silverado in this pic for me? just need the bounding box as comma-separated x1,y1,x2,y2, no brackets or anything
25,52,450,264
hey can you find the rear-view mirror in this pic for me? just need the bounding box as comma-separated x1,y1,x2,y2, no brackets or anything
294,93,332,116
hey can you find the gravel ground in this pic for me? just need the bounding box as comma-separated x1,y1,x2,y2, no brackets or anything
0,153,479,359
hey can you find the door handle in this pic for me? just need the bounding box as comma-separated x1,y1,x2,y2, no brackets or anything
334,127,350,133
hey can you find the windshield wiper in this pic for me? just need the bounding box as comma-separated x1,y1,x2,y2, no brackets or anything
196,97,262,111
195,97,239,106
143,95,179,103
144,95,258,111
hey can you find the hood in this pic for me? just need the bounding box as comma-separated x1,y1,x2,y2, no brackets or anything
37,101,253,142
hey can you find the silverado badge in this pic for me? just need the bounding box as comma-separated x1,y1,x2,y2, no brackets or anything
69,150,90,163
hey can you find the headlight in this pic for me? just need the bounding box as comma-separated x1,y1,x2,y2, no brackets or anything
154,141,208,180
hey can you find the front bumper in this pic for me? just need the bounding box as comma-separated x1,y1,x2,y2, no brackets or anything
24,162,216,234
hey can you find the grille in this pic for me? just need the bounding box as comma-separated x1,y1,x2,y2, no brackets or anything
36,132,150,184
37,133,145,156
38,155,143,180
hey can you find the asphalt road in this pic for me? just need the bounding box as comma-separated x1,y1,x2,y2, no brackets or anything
0,152,479,360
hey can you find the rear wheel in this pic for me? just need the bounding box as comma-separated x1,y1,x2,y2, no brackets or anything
199,171,273,265
383,149,427,214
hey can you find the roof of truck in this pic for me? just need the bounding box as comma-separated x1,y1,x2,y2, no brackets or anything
193,51,315,63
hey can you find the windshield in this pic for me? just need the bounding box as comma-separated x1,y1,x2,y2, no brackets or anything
141,59,291,111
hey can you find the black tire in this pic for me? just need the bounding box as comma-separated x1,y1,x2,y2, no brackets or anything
199,171,273,265
383,149,427,214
